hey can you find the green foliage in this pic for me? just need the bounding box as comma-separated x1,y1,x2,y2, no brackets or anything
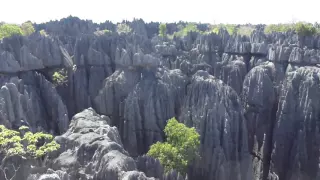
116,23,132,34
94,29,112,36
0,125,60,160
237,25,255,36
159,23,167,37
21,21,35,36
264,22,318,36
0,24,23,39
173,23,200,37
39,29,48,37
294,22,317,36
209,24,239,35
52,69,67,86
264,23,294,34
147,117,200,174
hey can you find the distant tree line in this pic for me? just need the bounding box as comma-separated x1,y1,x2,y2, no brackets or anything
0,21,35,39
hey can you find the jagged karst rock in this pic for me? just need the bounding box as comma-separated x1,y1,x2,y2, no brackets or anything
242,62,277,180
0,72,68,133
180,70,252,180
50,108,155,180
270,67,320,180
2,17,320,180
0,34,73,73
96,66,187,156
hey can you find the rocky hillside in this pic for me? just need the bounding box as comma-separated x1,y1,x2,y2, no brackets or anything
1,17,320,180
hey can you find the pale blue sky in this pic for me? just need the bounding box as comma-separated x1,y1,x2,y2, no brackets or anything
1,0,320,24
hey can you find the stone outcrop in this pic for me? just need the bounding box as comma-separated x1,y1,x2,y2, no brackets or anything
2,16,320,180
180,71,252,180
0,72,68,134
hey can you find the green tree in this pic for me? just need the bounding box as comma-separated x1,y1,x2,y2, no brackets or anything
159,23,167,37
52,69,68,86
0,24,23,39
116,23,132,34
0,125,60,180
173,23,201,37
147,117,200,174
21,21,35,36
294,22,317,36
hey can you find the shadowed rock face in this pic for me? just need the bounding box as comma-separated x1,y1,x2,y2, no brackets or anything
26,108,183,180
0,72,68,134
180,71,251,180
270,67,320,180
242,62,277,180
2,17,320,180
95,66,188,156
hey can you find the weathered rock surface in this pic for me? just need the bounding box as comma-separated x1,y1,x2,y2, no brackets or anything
47,108,154,180
2,16,320,180
180,71,252,180
242,62,277,180
270,67,320,180
0,72,68,134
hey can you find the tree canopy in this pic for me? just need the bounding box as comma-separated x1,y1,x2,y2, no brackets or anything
21,21,35,36
0,24,23,39
0,125,59,159
159,23,167,37
147,117,200,174
264,22,319,36
116,23,132,34
0,125,60,179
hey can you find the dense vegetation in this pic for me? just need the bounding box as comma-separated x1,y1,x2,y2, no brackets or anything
0,125,60,179
264,22,319,36
0,24,23,39
147,118,200,174
116,23,132,34
159,23,167,37
172,23,200,37
52,69,68,86
0,21,35,39
21,21,35,36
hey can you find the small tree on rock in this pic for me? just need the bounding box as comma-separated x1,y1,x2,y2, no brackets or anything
0,24,23,39
159,23,167,37
0,125,60,180
147,117,200,175
21,21,35,36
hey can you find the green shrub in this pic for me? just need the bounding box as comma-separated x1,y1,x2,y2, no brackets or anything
209,24,239,35
0,24,23,39
264,22,318,36
173,23,200,37
39,29,48,37
0,125,60,179
264,23,294,34
116,23,132,34
159,23,167,37
294,22,317,36
52,70,67,86
94,29,112,36
237,25,255,36
147,117,200,174
21,21,35,36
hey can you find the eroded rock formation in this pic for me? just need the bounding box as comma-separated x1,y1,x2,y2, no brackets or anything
1,17,320,180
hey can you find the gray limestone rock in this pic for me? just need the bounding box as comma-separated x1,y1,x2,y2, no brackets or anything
0,72,68,133
251,43,268,55
270,67,320,180
242,63,277,180
50,108,162,180
268,45,292,64
225,36,251,54
122,68,187,156
180,70,252,180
